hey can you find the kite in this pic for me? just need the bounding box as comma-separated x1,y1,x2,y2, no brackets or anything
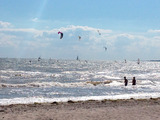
58,31,63,39
104,46,107,51
78,36,81,40
97,30,101,35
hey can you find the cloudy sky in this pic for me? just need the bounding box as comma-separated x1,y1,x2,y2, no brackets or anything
0,0,160,60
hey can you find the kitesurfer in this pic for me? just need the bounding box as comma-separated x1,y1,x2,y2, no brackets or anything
76,56,79,61
125,59,127,63
38,57,41,61
137,58,140,64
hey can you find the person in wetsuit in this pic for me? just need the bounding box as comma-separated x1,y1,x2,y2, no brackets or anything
132,77,136,85
124,76,128,86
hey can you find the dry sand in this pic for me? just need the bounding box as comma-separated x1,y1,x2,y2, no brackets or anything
0,98,160,120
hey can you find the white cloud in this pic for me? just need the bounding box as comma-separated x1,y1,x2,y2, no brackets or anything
0,21,11,28
153,36,160,40
31,18,39,22
0,33,19,47
1,24,160,59
59,25,112,34
0,28,39,32
148,29,160,33
0,28,44,38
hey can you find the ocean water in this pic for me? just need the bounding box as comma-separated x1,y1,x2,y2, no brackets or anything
0,58,160,105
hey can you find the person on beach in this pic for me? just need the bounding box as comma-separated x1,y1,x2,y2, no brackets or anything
132,77,136,85
124,77,128,86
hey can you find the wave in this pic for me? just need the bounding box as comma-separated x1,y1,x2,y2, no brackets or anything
0,70,52,77
0,80,122,88
0,81,93,88
0,79,159,89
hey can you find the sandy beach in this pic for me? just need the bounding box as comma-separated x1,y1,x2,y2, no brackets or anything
0,98,160,120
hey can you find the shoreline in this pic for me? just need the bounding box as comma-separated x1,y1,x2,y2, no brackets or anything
1,93,160,106
0,98,160,120
0,97,160,106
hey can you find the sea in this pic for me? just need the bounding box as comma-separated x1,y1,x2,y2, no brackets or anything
0,58,160,105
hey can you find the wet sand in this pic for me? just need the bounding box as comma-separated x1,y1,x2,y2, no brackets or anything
0,98,160,120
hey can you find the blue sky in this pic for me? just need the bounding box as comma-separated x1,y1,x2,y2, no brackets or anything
0,0,160,60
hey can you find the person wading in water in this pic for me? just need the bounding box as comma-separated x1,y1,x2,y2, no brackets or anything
132,77,136,85
124,77,128,86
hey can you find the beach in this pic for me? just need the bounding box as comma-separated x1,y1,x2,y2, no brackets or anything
1,59,160,120
0,98,160,120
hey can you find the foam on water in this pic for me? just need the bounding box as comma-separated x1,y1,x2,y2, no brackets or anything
0,93,160,105
1,79,158,88
0,81,93,88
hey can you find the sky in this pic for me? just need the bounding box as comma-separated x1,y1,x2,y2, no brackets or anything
0,0,160,60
